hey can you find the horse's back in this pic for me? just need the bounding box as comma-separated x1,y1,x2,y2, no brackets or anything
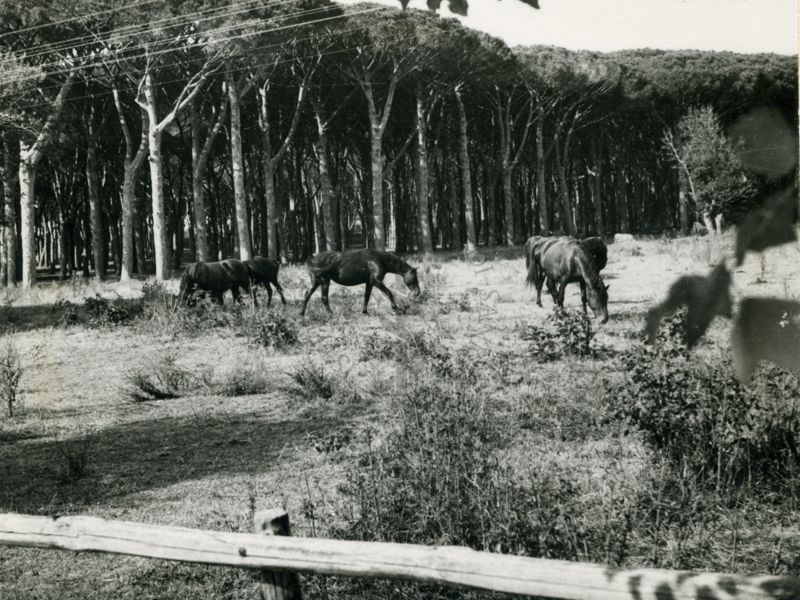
246,257,279,283
541,238,584,280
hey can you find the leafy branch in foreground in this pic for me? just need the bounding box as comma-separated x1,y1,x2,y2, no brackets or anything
646,106,799,382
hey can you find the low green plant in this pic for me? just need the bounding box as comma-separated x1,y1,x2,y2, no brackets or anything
123,354,203,402
0,339,22,417
521,312,598,361
606,318,800,490
249,310,300,349
214,364,272,397
84,294,131,327
52,298,81,327
287,362,335,401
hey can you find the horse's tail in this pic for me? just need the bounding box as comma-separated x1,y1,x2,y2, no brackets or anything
525,245,538,288
175,269,191,310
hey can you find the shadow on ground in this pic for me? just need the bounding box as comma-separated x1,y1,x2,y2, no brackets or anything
0,409,342,513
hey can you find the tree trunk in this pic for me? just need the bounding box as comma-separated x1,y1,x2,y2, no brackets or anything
502,162,514,245
3,135,18,287
18,155,37,288
536,120,549,235
86,130,106,280
415,92,433,257
454,90,476,253
591,138,604,237
677,168,690,235
615,163,630,233
190,105,211,261
314,114,337,251
447,157,462,250
554,142,576,237
227,71,252,261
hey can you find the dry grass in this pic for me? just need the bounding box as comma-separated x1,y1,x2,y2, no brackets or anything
1,236,800,599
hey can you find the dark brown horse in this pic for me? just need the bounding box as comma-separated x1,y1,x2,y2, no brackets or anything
525,237,609,322
300,249,421,316
245,257,287,306
176,259,255,307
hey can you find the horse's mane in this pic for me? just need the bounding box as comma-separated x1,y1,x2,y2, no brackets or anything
384,251,413,274
572,242,604,289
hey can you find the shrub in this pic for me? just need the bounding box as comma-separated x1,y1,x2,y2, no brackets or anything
0,340,23,417
84,294,131,327
52,298,81,327
214,364,272,397
54,432,91,481
249,311,299,350
521,312,598,362
123,354,203,402
358,330,401,362
606,324,800,490
287,362,335,401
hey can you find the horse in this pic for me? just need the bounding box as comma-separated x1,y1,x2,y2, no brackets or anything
176,259,255,307
525,237,609,322
244,257,287,306
299,249,421,316
525,235,608,310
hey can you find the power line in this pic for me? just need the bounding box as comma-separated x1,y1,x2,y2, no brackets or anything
0,5,383,88
7,0,281,62
0,3,350,83
0,0,162,39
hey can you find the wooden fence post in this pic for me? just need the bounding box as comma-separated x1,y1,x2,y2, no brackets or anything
254,509,302,600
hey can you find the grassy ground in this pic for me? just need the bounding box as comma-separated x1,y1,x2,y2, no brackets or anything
1,234,799,599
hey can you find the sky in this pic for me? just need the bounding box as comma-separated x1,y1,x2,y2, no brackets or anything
339,0,798,54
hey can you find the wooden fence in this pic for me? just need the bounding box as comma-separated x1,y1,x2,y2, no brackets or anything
1,511,799,600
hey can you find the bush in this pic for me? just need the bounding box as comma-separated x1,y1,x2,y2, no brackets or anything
0,340,23,417
606,322,800,490
123,354,203,402
521,312,599,362
287,362,335,401
52,298,81,327
85,294,131,327
214,364,272,397
249,311,299,350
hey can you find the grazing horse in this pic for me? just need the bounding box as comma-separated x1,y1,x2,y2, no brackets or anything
526,237,609,322
176,259,255,307
245,257,287,306
300,249,421,316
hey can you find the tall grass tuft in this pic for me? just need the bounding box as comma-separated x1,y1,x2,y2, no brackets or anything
0,339,23,417
123,354,203,402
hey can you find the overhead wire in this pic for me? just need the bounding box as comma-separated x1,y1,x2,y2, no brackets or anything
0,2,372,85
7,0,288,62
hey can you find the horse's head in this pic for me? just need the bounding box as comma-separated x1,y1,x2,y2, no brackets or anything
404,268,421,297
176,264,199,307
587,280,609,323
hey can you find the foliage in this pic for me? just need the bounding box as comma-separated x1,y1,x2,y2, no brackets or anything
248,310,300,350
84,294,132,327
0,339,22,417
52,298,81,327
213,364,273,397
521,312,599,361
607,318,800,490
672,106,759,225
123,354,204,402
287,362,335,401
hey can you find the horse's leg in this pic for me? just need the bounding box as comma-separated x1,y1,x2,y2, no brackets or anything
372,279,398,311
321,282,332,313
579,280,588,314
534,270,545,307
265,282,273,307
300,280,321,316
274,280,287,305
362,283,373,314
214,292,224,305
231,286,243,304
556,280,567,311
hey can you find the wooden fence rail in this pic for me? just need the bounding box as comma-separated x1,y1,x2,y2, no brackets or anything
1,512,799,600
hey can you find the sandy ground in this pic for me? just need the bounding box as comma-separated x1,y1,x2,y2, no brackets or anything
0,234,798,599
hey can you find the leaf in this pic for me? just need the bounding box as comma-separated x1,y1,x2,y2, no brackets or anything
645,262,733,348
735,185,798,265
731,298,800,382
728,106,798,178
447,0,468,15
